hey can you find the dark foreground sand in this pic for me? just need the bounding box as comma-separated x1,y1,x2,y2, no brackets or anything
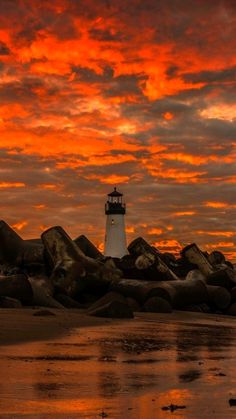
0,308,111,346
0,309,236,418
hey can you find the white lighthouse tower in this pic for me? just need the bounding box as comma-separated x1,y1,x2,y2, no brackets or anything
104,187,128,258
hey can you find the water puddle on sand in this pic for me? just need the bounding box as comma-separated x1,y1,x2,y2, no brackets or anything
0,313,236,418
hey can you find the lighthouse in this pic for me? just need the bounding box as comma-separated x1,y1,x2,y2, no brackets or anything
104,187,128,258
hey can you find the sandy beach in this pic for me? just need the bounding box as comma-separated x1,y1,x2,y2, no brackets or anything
0,309,236,418
0,308,112,346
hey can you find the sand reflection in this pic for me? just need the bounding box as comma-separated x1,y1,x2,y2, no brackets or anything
0,312,235,418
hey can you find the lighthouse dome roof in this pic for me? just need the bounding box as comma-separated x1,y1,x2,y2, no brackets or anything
108,187,123,197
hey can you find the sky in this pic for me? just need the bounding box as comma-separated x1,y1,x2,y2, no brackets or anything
0,0,236,260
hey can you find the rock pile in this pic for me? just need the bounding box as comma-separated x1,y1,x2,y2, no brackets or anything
0,220,236,318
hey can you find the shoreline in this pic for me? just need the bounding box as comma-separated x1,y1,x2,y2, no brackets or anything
1,308,236,346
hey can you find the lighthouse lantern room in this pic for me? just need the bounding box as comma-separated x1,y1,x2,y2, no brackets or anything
104,187,128,258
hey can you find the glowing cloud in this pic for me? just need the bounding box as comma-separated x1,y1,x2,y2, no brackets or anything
0,0,236,260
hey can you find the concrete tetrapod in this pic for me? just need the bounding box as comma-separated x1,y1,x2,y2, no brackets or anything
181,243,214,277
208,251,225,266
0,296,22,308
128,237,159,257
128,237,178,281
135,252,179,281
41,226,87,295
0,220,44,266
110,277,208,308
206,268,236,289
88,291,133,318
74,235,103,260
186,269,206,282
21,241,44,265
42,226,122,296
143,296,172,313
0,274,33,304
114,255,145,280
0,220,23,265
206,285,231,310
186,261,236,290
110,278,172,304
28,278,64,309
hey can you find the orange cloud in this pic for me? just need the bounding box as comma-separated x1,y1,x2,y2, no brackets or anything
39,224,50,232
85,174,130,184
204,201,236,209
33,204,46,210
147,167,207,183
152,239,183,254
161,152,236,165
38,183,59,190
147,228,163,235
223,251,236,261
56,153,137,169
1,1,236,261
205,242,235,249
174,211,196,216
98,242,104,253
163,112,174,120
0,104,30,120
196,230,235,238
0,182,25,188
200,104,236,122
126,226,135,233
11,221,28,231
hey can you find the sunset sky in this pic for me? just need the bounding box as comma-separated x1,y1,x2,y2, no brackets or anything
0,0,236,259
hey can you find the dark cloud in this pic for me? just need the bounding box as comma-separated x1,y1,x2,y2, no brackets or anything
183,67,236,84
0,80,37,104
166,65,180,79
89,28,127,42
0,42,10,55
104,73,147,98
71,65,113,83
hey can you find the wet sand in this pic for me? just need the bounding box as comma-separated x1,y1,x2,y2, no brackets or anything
0,309,236,418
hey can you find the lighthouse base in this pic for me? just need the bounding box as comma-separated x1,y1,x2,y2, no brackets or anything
104,214,128,259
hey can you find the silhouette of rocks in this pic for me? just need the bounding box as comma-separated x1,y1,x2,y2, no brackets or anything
143,296,172,313
0,221,235,319
0,296,22,308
